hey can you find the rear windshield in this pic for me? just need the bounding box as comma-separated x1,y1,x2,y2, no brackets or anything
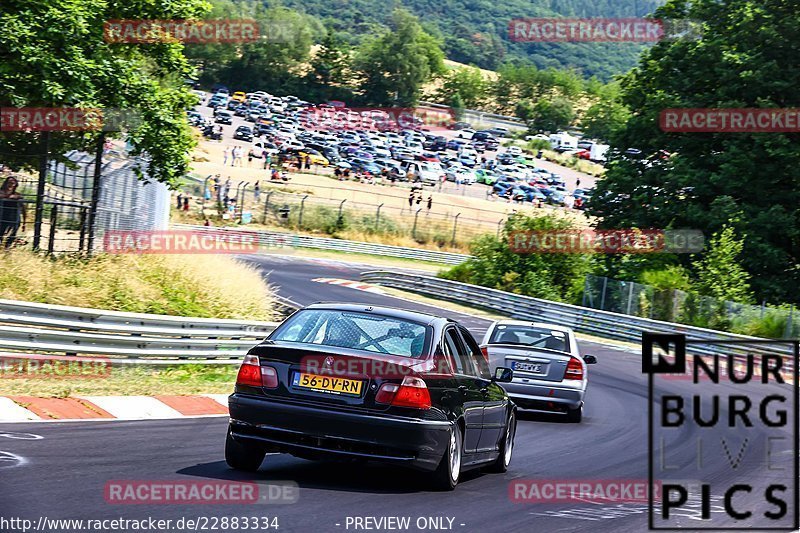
488,325,570,353
270,309,430,358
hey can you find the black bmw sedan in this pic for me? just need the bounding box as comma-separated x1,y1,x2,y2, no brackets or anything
226,303,517,490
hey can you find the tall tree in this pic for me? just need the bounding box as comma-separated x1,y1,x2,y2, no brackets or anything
588,0,800,304
0,0,205,184
354,9,445,106
435,66,489,110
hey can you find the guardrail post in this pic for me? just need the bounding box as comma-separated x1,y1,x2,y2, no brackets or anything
412,208,422,240
298,195,309,227
451,213,460,246
263,191,273,224
375,203,383,231
496,219,504,239
337,199,346,226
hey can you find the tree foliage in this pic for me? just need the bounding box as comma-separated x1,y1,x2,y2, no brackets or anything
0,0,204,185
588,0,800,304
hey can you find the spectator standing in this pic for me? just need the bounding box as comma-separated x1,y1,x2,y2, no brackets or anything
305,155,311,170
223,146,229,166
0,177,27,249
407,191,414,212
426,195,432,214
247,148,254,167
576,178,581,189
183,196,190,211
176,192,183,209
254,181,261,202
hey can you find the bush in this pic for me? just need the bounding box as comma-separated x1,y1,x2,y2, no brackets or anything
438,212,592,302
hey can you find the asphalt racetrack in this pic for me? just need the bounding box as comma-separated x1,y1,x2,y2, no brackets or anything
0,254,793,532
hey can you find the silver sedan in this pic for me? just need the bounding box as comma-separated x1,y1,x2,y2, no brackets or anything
480,320,596,422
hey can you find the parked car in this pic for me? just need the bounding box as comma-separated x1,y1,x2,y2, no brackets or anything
456,128,475,139
233,125,254,142
226,304,517,489
214,110,233,125
480,320,596,422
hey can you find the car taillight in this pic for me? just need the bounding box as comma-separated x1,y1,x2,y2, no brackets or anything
236,354,278,388
375,376,431,409
480,346,489,362
564,357,584,380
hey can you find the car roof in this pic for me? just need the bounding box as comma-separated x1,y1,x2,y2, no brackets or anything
304,302,450,326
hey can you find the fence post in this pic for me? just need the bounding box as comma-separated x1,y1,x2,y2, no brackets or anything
338,199,346,226
599,276,608,311
298,195,308,227
375,203,383,230
412,208,422,239
626,281,635,315
200,175,210,214
46,204,58,254
497,219,504,239
32,131,50,251
86,133,105,256
451,213,460,246
238,183,248,223
263,191,273,224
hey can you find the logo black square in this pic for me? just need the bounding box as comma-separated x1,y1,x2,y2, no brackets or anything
642,333,686,374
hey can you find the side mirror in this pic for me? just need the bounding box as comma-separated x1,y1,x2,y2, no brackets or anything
583,355,597,365
493,366,513,383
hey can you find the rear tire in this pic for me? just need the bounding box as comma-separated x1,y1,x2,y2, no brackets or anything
429,424,462,491
487,410,516,473
566,405,583,423
225,427,266,472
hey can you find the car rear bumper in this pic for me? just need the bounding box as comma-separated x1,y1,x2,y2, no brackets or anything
502,382,585,412
228,393,451,472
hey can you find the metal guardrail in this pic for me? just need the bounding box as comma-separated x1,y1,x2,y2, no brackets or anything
360,271,797,361
0,299,278,360
174,224,471,265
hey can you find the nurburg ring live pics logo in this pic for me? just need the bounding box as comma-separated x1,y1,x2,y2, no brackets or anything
643,333,799,530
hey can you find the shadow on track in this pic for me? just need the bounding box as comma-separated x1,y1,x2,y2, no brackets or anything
177,456,486,494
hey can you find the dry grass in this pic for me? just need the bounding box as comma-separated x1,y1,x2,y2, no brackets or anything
0,250,275,320
0,364,239,398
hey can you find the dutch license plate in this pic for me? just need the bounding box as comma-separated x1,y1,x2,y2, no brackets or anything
514,361,546,374
292,372,363,396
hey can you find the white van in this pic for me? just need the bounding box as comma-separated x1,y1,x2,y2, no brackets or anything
549,133,578,152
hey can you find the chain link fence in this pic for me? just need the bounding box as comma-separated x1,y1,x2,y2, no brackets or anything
583,274,799,339
0,142,169,254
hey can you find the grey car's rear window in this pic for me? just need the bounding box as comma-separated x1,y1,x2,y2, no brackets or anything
488,325,570,353
271,309,430,358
